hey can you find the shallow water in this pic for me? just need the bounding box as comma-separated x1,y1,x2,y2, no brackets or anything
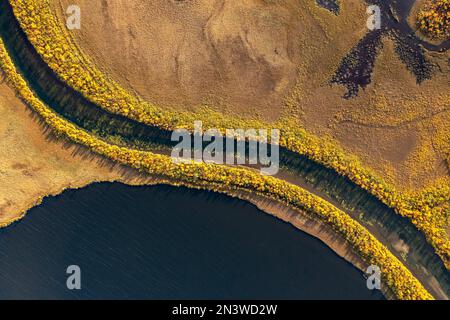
0,183,384,299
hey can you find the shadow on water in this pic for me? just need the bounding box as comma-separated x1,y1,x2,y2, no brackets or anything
0,0,448,298
0,183,385,299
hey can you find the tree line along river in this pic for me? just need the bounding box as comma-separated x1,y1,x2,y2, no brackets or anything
0,0,448,299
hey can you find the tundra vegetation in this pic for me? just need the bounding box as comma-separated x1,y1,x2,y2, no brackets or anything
0,36,434,300
7,0,449,270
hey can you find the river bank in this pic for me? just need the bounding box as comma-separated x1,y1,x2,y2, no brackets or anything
0,81,382,298
0,47,442,298
0,182,385,299
0,0,444,300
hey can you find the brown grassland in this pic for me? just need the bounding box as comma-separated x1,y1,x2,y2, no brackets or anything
53,0,449,191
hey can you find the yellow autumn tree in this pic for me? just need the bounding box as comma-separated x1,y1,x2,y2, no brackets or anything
417,0,450,39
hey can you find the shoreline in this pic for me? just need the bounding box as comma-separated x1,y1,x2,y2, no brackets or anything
0,80,401,299
0,16,438,299
0,177,391,299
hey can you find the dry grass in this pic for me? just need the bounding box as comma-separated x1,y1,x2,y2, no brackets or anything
51,0,449,191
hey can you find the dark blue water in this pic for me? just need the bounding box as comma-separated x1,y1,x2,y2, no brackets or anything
0,183,384,299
